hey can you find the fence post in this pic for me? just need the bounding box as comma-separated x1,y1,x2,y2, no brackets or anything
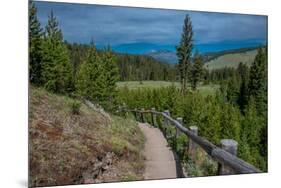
163,110,170,137
122,103,128,117
133,108,137,121
188,126,198,161
151,107,157,127
218,139,238,175
117,105,121,114
176,117,183,138
141,108,145,123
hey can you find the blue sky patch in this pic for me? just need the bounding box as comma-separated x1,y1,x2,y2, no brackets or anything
34,1,267,54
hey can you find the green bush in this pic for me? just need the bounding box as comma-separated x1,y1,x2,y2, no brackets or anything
70,100,81,115
184,159,203,177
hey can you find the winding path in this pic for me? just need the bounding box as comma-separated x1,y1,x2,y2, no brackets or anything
138,123,177,180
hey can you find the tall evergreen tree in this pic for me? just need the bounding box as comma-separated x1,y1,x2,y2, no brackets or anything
241,97,262,148
239,97,266,170
248,47,268,170
66,42,90,92
176,14,193,93
29,2,43,85
220,104,241,142
226,74,240,104
201,96,222,144
76,43,105,102
248,48,267,117
190,52,203,90
102,47,119,105
41,10,72,93
237,62,250,112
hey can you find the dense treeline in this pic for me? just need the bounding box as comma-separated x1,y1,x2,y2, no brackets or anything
116,54,176,81
66,44,177,82
117,47,268,171
205,67,238,84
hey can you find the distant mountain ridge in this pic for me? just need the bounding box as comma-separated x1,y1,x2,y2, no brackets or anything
146,46,264,64
108,42,265,67
111,42,175,55
146,46,262,65
147,49,178,64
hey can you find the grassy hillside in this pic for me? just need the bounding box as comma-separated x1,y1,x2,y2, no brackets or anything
204,49,258,70
117,81,219,96
29,86,145,187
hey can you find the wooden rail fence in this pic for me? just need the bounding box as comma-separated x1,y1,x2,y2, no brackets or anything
123,107,261,175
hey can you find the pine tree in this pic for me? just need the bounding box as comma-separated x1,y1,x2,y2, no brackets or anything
101,46,119,106
76,43,104,102
41,10,71,93
226,74,240,104
190,51,203,90
248,48,267,170
239,97,266,170
176,14,193,93
201,96,222,144
66,42,89,92
237,62,250,112
248,48,267,117
29,2,43,85
220,104,241,142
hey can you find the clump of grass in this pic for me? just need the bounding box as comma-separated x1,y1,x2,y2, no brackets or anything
183,149,218,177
70,100,81,115
106,115,145,180
109,115,145,157
184,159,204,177
110,137,132,156
121,174,138,182
201,158,218,176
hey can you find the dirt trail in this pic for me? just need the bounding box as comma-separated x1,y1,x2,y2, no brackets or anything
138,123,177,180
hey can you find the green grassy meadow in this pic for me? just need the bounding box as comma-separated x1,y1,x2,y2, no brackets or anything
117,81,219,96
117,81,180,89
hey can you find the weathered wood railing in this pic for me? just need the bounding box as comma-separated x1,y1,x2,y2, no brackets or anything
124,108,261,175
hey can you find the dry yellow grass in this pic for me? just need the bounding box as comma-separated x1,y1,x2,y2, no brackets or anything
205,49,258,70
29,86,145,187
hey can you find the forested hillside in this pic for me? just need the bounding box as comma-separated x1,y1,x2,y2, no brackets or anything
66,43,177,82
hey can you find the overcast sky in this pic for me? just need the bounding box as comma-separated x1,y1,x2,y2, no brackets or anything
34,1,267,52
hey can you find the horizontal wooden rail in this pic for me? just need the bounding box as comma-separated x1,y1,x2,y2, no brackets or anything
211,148,260,174
124,108,261,174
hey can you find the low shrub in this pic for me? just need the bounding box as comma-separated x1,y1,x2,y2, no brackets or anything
70,100,81,115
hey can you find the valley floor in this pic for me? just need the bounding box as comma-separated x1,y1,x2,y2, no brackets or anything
117,81,219,96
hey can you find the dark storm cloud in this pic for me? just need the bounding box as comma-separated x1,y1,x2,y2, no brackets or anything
35,1,267,46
